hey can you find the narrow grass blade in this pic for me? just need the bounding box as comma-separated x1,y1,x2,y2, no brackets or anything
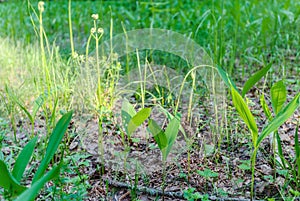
260,94,272,120
271,80,287,115
12,137,37,182
15,166,60,201
276,132,286,168
242,63,271,97
32,93,47,118
294,121,300,176
231,86,258,145
32,111,73,183
257,93,300,147
128,108,151,135
164,115,181,159
148,119,167,150
5,85,33,123
217,66,238,92
0,160,27,196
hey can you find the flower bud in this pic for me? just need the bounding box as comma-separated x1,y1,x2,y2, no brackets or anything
91,14,99,20
38,1,45,12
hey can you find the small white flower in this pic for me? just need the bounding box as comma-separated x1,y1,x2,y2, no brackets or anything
91,14,99,20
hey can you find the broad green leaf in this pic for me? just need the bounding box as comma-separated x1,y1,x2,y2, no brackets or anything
164,114,181,161
121,99,136,118
121,99,137,134
231,86,258,145
12,137,37,182
0,160,27,196
260,94,272,120
216,66,238,92
15,166,60,201
148,119,167,151
32,111,73,183
256,93,300,147
242,64,271,97
271,80,287,115
157,105,186,138
127,108,151,135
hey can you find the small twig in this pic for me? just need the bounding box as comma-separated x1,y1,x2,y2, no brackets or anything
118,191,130,201
103,177,264,201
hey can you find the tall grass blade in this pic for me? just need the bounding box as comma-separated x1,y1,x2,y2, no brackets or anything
32,93,47,119
32,110,73,183
5,85,33,123
257,93,300,147
15,165,60,201
294,121,300,176
12,137,37,182
271,80,287,115
242,63,271,97
231,86,258,145
0,160,27,196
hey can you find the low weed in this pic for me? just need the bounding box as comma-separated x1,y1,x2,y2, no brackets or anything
218,65,300,199
0,111,73,201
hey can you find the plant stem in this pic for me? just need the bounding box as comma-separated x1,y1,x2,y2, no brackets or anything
250,148,257,201
68,0,75,57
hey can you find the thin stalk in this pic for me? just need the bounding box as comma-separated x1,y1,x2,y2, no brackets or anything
250,148,257,201
162,160,166,201
68,0,75,57
136,49,145,108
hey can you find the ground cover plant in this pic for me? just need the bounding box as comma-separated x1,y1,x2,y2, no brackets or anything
0,0,300,200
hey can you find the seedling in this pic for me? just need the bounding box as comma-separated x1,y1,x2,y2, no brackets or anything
218,65,300,200
120,99,151,174
197,168,219,190
0,110,73,201
148,113,181,201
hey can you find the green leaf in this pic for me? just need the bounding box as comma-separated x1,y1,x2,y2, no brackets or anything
271,80,287,115
231,86,258,145
32,93,47,118
294,121,300,175
156,105,186,138
15,166,60,201
216,66,238,92
197,168,219,178
127,108,151,135
121,99,136,118
0,160,27,196
121,99,137,134
260,94,272,120
164,114,181,160
12,137,37,182
148,119,167,151
32,110,73,183
257,93,300,147
276,131,286,168
242,64,271,97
